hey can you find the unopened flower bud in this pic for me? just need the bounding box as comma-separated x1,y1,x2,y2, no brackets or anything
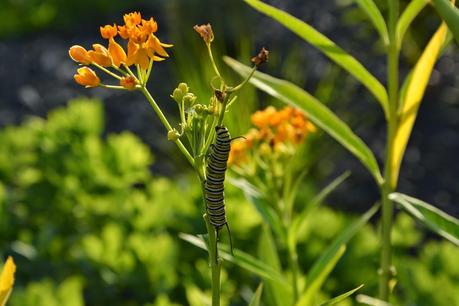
178,82,189,94
193,104,205,114
167,129,181,141
171,88,184,103
183,93,197,107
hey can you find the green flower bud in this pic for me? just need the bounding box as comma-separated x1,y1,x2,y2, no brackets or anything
171,88,184,103
178,82,189,94
167,129,181,141
183,93,197,107
193,104,205,114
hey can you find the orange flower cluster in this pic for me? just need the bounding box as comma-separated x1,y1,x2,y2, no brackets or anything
229,106,315,165
69,12,172,88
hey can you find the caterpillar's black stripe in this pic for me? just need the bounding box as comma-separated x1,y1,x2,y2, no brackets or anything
205,125,231,229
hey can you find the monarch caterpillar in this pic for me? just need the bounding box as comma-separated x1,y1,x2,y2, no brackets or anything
205,125,233,250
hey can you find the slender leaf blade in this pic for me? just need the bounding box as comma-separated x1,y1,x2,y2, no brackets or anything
391,23,448,187
319,284,364,306
396,0,429,46
243,0,389,116
354,0,389,44
432,0,459,44
225,57,383,184
296,245,346,306
248,283,264,306
356,294,393,306
389,193,459,246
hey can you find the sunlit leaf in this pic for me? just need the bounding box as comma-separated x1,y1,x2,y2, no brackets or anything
396,0,429,46
354,0,389,44
319,284,364,306
356,294,393,306
389,193,459,246
243,0,389,117
296,245,346,306
225,57,383,185
391,23,448,187
179,233,291,289
248,283,264,306
432,0,459,45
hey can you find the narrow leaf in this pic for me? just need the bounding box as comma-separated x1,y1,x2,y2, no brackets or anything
396,0,429,46
389,193,459,246
354,0,389,44
243,0,389,116
356,294,393,306
248,283,264,306
391,23,448,187
225,57,383,184
432,0,459,44
179,233,291,289
319,284,364,306
296,245,346,306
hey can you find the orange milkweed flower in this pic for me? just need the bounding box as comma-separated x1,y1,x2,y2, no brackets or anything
74,67,100,87
0,256,16,305
123,12,142,27
69,45,92,65
142,17,158,33
100,24,118,39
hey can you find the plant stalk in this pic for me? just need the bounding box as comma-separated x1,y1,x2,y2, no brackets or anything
204,213,222,306
379,0,399,301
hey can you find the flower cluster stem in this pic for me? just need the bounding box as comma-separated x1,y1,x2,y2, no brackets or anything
203,212,222,306
141,87,195,167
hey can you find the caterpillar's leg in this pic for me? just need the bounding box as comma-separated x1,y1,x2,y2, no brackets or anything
225,222,234,255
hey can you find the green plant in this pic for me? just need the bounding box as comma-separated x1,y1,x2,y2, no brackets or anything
227,0,459,303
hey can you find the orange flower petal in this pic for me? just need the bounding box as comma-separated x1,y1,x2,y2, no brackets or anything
68,45,92,65
74,67,100,87
89,44,112,67
108,38,127,67
123,12,142,27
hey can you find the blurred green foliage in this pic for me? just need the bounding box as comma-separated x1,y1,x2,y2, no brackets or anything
0,99,458,305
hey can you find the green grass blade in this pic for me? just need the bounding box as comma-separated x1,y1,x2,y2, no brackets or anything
432,0,459,45
179,233,291,289
296,245,346,306
354,0,389,44
224,57,383,185
396,0,429,46
356,294,393,305
243,0,389,117
305,203,379,284
318,284,364,306
248,283,264,306
389,193,459,246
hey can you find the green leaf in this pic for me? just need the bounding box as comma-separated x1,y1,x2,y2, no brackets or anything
432,0,459,45
305,203,379,285
354,0,389,44
230,178,285,241
248,283,264,306
179,233,291,289
389,193,459,246
243,0,389,117
396,0,429,47
318,284,364,306
224,57,383,185
296,245,346,306
258,226,291,306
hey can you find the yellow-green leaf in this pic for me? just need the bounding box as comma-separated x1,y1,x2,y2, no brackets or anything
391,23,448,187
396,0,429,47
354,0,389,44
243,0,389,118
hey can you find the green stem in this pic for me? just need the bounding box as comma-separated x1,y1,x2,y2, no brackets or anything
203,204,222,306
140,87,195,167
207,43,222,79
379,0,399,301
288,243,300,302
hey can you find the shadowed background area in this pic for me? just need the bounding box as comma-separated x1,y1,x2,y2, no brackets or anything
0,0,458,305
